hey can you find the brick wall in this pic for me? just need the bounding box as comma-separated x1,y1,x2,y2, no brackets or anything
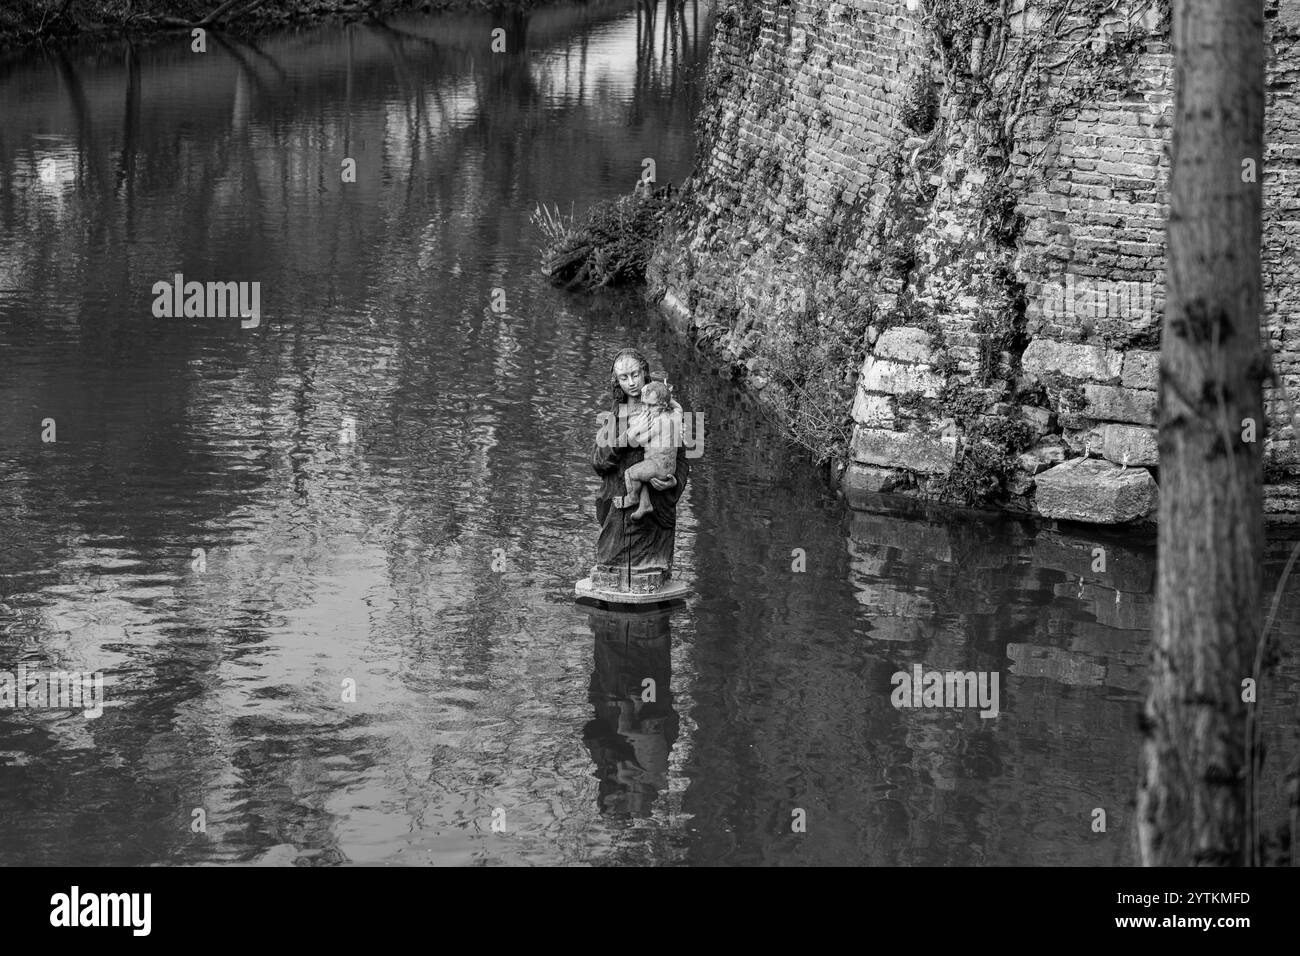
649,0,1300,523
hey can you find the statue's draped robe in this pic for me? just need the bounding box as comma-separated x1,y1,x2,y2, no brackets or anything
591,396,689,579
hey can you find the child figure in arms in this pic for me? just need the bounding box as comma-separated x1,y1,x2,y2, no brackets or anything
614,380,681,520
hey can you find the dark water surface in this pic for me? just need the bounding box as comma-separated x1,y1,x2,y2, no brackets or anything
2,0,1298,866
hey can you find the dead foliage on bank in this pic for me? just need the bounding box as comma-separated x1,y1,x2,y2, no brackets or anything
533,184,673,291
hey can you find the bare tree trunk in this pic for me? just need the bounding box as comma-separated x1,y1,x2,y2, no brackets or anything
1137,0,1267,866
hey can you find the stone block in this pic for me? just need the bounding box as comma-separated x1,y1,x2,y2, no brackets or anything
851,389,897,428
842,463,906,495
1028,438,1068,465
860,356,945,397
1008,474,1036,495
874,326,936,363
1121,350,1159,390
1063,426,1105,456
1019,405,1056,440
1100,424,1159,466
1034,457,1159,524
851,427,959,474
1082,384,1158,424
1022,338,1123,383
1017,452,1053,475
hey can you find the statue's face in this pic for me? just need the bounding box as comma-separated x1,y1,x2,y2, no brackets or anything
614,357,645,398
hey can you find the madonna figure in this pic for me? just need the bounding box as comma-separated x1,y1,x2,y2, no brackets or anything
578,348,691,600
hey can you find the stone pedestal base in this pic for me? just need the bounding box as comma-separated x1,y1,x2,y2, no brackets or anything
588,564,669,593
575,564,689,605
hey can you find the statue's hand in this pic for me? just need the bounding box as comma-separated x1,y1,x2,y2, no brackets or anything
649,475,676,491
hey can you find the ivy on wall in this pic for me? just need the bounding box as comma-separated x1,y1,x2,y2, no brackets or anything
665,0,1171,491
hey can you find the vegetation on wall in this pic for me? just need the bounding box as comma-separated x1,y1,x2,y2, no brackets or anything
533,186,674,291
900,70,940,135
889,0,1164,502
683,0,885,471
754,288,873,467
918,0,1165,176
667,0,1171,495
938,414,1038,506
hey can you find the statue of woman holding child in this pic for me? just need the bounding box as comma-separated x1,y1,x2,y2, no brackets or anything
577,348,691,602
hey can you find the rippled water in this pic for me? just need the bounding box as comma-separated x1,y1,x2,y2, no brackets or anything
1,0,1298,867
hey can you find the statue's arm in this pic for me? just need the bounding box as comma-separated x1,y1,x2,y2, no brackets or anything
593,440,620,475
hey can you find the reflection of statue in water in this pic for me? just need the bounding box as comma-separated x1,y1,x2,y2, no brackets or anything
582,348,690,598
582,606,678,818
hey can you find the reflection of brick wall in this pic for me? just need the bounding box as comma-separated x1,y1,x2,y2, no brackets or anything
651,0,1300,522
839,503,1299,861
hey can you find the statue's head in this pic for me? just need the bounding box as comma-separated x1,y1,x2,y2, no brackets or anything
639,380,670,408
610,348,651,402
